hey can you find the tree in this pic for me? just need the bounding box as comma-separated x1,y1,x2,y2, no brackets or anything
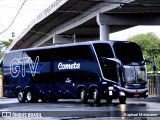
0,39,13,49
128,33,160,72
0,39,13,59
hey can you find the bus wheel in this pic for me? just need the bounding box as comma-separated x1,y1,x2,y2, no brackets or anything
49,98,58,103
17,90,26,103
80,89,88,103
106,97,112,104
26,90,38,103
41,97,48,103
93,88,101,104
119,97,126,104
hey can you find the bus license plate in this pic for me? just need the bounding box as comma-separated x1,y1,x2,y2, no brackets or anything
134,94,139,97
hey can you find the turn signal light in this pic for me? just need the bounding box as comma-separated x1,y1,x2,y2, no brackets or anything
124,84,128,88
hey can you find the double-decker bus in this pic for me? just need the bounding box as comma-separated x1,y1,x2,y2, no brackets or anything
2,40,156,104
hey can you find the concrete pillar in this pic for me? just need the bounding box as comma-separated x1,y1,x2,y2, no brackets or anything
99,24,109,40
96,13,110,41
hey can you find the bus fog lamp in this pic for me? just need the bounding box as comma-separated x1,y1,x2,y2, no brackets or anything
120,91,125,96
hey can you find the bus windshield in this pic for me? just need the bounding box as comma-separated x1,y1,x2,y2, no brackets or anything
113,42,144,64
123,65,147,84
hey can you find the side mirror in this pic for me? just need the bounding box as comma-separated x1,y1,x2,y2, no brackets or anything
101,57,123,70
145,60,156,71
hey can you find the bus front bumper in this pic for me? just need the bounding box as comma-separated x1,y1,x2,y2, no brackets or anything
114,85,148,98
121,87,148,98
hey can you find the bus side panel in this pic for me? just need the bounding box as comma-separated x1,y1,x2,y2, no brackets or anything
53,59,101,99
29,60,101,99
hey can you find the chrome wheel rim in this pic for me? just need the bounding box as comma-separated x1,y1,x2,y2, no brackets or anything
93,89,98,100
18,92,23,101
26,92,32,101
80,90,85,101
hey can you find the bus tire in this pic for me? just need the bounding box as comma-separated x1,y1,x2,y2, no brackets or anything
119,97,126,104
93,88,101,104
41,96,48,103
25,90,38,103
106,97,112,104
17,90,26,103
49,97,58,103
80,89,88,103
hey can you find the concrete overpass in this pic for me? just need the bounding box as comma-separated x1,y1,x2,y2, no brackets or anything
8,0,160,50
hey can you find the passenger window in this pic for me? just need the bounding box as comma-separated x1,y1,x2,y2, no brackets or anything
25,45,94,62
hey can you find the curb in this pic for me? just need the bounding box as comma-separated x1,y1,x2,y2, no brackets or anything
133,97,160,103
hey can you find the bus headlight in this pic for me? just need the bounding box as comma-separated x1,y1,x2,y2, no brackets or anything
120,91,125,96
146,92,148,96
113,85,123,90
108,86,114,90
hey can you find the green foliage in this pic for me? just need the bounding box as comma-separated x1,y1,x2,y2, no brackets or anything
1,39,13,48
128,33,160,72
0,39,13,59
0,39,13,74
0,53,3,59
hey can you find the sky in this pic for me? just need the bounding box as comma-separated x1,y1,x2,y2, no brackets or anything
0,0,54,40
0,0,160,41
110,26,160,40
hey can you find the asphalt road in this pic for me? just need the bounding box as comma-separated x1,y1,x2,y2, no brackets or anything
0,98,160,120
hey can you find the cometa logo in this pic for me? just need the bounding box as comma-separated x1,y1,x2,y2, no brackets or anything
58,62,80,70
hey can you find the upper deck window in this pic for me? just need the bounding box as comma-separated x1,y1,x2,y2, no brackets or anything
93,43,114,58
25,45,94,62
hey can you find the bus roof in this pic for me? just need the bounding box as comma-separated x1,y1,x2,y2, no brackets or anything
5,40,129,54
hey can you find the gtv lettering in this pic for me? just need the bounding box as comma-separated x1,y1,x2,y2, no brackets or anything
10,56,39,78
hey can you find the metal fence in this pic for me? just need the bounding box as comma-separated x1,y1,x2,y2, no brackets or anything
148,74,160,96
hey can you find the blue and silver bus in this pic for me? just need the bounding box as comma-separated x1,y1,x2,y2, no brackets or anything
2,40,156,104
